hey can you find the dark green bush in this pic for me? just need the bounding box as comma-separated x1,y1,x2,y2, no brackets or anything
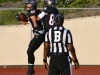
0,0,100,25
0,9,26,25
0,0,22,3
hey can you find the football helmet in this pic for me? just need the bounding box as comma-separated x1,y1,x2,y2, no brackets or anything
44,0,56,7
25,0,37,10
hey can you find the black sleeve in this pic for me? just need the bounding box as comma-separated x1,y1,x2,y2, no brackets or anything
27,10,38,17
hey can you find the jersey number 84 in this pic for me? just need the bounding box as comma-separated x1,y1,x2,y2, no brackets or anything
49,14,55,26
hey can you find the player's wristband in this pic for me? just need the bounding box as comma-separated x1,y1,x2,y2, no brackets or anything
43,59,47,63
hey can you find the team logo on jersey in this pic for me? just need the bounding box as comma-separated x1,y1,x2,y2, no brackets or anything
31,10,35,13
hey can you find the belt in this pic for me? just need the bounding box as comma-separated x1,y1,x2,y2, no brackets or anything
50,53,69,56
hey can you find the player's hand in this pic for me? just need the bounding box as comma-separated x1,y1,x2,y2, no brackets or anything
33,27,39,32
33,27,40,36
44,62,49,70
33,30,40,36
16,12,28,25
74,61,79,69
33,27,44,36
73,59,79,69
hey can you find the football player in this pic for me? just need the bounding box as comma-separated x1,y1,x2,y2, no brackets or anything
37,0,59,32
16,0,45,75
37,0,59,58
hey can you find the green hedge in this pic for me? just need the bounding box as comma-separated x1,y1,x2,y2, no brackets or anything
0,0,100,25
0,9,79,25
0,0,100,8
0,9,26,25
0,0,22,3
68,0,100,7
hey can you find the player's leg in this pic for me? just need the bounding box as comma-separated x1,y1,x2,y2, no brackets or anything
26,34,44,75
48,69,60,75
48,55,60,75
61,64,72,75
26,38,36,75
61,56,72,75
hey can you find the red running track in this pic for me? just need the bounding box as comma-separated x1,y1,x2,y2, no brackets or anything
0,67,100,75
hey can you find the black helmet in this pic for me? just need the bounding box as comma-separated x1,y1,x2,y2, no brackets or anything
55,13,64,25
25,0,37,10
44,0,56,7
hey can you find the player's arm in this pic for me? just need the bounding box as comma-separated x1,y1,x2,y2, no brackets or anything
71,45,77,61
30,15,37,27
43,32,50,70
37,11,46,21
28,9,40,34
67,44,78,62
20,21,28,25
37,7,51,21
43,42,49,70
30,14,41,36
67,30,79,69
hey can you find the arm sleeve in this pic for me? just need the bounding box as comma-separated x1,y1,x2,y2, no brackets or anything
38,11,46,19
38,6,52,19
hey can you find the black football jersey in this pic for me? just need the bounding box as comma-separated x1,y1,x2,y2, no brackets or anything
27,9,43,31
42,6,59,32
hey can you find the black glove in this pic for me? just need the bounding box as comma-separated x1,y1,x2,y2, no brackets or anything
33,27,44,36
33,27,39,32
33,27,39,36
34,30,41,36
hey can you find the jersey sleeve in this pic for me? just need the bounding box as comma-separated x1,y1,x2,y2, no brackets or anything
67,30,73,44
27,10,37,17
45,32,50,43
